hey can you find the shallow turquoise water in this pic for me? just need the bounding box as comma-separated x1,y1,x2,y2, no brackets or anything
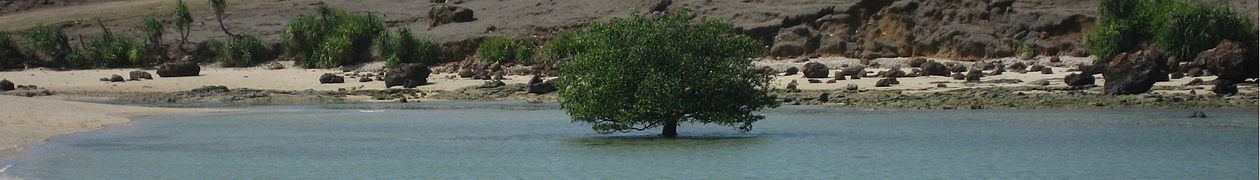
2,103,1256,179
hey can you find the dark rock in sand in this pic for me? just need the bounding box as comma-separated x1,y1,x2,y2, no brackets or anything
807,79,822,83
429,5,476,27
786,80,801,93
319,73,345,84
385,63,432,88
129,71,153,80
359,77,373,82
0,79,13,91
849,74,861,80
99,78,109,81
846,84,859,91
801,62,829,78
1103,49,1168,95
771,25,820,57
834,71,846,80
1186,78,1206,86
526,75,557,94
156,61,200,77
875,78,897,87
880,68,906,78
965,70,983,82
1007,61,1027,72
1193,40,1258,81
109,74,125,82
1030,80,1050,86
826,79,836,83
1170,72,1184,79
921,61,950,76
1186,67,1204,77
1040,67,1054,74
908,57,928,67
1049,56,1062,63
784,66,800,76
1189,110,1207,118
937,83,947,88
1212,80,1238,95
948,63,967,73
951,73,965,80
818,92,830,102
989,67,1005,76
1076,64,1105,75
1029,64,1044,72
1064,73,1095,87
839,66,865,77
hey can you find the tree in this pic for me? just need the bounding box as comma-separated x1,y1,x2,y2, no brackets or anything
173,0,193,53
209,0,237,38
556,9,779,137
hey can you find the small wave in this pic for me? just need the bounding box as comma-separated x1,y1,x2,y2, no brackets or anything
0,164,20,180
358,110,386,113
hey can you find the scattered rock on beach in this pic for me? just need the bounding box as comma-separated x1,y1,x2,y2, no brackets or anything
875,78,896,87
157,61,201,77
1040,67,1054,74
429,5,476,27
952,73,965,80
1007,62,1027,72
319,73,345,84
99,77,109,81
965,70,983,82
1103,48,1168,95
845,84,859,91
129,71,153,80
359,77,373,82
786,80,801,93
109,74,125,82
1212,80,1238,95
839,66,864,76
0,79,13,91
948,63,967,73
783,66,800,76
921,61,949,76
1193,40,1258,81
1189,110,1207,118
1064,73,1094,87
908,57,927,67
385,63,432,88
1030,80,1050,86
1185,78,1206,86
526,75,557,94
802,62,829,78
833,71,845,80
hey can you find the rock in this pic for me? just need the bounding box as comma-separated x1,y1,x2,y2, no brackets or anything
0,79,13,91
319,73,345,84
1040,66,1054,74
264,61,285,70
1064,73,1095,87
1049,56,1062,63
109,74,125,82
1007,61,1027,72
839,66,865,76
833,71,846,80
952,73,965,80
1212,80,1238,95
826,79,836,83
849,74,861,80
385,63,432,88
937,83,947,88
1103,49,1168,95
1020,52,1034,60
752,66,775,75
478,80,506,88
1030,80,1050,86
1185,78,1206,86
1029,64,1044,72
880,68,906,78
1193,40,1258,81
526,75,558,94
786,80,801,93
965,70,983,82
359,77,373,82
908,57,928,67
818,92,830,102
648,0,672,12
845,84,859,91
1077,64,1105,75
783,66,800,76
1189,110,1206,118
428,5,476,27
921,61,950,76
156,61,200,77
875,78,897,87
801,62,829,78
1186,67,1204,77
1170,72,1184,79
989,67,1005,75
807,79,822,83
189,85,229,93
99,78,109,81
770,24,819,57
948,64,968,73
128,71,153,80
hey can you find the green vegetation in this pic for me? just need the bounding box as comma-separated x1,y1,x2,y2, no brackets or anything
534,30,589,64
173,0,193,53
1086,0,1255,62
23,26,76,67
79,29,148,68
140,17,165,47
209,0,236,37
476,36,534,63
0,31,27,68
556,9,778,137
377,26,438,66
209,35,268,67
282,5,386,68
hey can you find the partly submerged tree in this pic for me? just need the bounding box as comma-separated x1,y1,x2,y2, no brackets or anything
556,8,779,137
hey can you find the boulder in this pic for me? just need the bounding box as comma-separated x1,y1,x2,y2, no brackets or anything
770,25,819,57
786,80,801,93
880,68,906,78
385,63,432,88
833,71,846,80
921,61,950,76
428,5,476,27
951,73,965,80
1030,80,1050,86
783,66,800,76
818,92,830,102
99,78,109,81
875,78,897,87
1029,64,1044,72
908,57,928,67
128,71,153,80
1103,49,1168,95
801,62,829,78
989,67,1005,75
109,74,125,82
1077,64,1105,75
839,66,865,76
359,77,373,82
319,73,345,84
845,84,859,91
849,74,861,80
1212,80,1238,95
1189,110,1206,118
156,61,200,77
526,75,558,94
948,63,968,73
1192,40,1258,81
1185,78,1206,86
1064,73,1094,86
964,70,983,82
1040,66,1054,74
1007,61,1027,72
807,79,822,83
0,79,13,91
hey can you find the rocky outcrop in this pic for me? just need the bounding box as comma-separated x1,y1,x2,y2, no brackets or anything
385,63,432,88
1103,49,1168,95
1064,73,1094,87
156,61,200,77
428,5,475,28
129,71,153,80
921,61,949,76
319,73,345,84
0,79,13,91
771,25,821,57
801,62,829,78
526,75,557,94
1192,40,1258,81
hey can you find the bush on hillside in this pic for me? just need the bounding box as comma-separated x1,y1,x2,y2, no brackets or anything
0,31,27,69
377,26,437,67
210,35,269,67
1086,0,1256,62
476,36,535,63
534,30,588,64
282,5,385,68
79,31,148,68
1157,3,1256,61
23,26,76,67
140,17,165,48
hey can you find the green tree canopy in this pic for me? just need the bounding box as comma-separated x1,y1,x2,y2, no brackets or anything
557,9,779,137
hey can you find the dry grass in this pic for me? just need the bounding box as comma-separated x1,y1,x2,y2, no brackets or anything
0,0,264,31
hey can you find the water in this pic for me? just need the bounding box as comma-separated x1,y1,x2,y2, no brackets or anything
2,103,1256,179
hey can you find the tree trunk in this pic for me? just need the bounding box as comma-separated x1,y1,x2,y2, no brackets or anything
661,121,678,138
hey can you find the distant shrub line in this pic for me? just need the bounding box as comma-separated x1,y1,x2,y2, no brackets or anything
1086,0,1256,62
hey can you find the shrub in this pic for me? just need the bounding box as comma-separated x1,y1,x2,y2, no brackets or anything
210,35,268,67
1156,3,1256,61
282,5,385,68
140,17,165,47
23,26,75,67
79,30,148,68
534,30,588,64
174,0,193,53
377,26,437,66
0,31,26,68
476,36,535,63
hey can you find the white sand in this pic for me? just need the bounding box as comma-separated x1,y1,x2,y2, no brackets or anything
0,95,225,160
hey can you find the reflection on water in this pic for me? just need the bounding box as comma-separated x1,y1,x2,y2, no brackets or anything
2,103,1256,179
